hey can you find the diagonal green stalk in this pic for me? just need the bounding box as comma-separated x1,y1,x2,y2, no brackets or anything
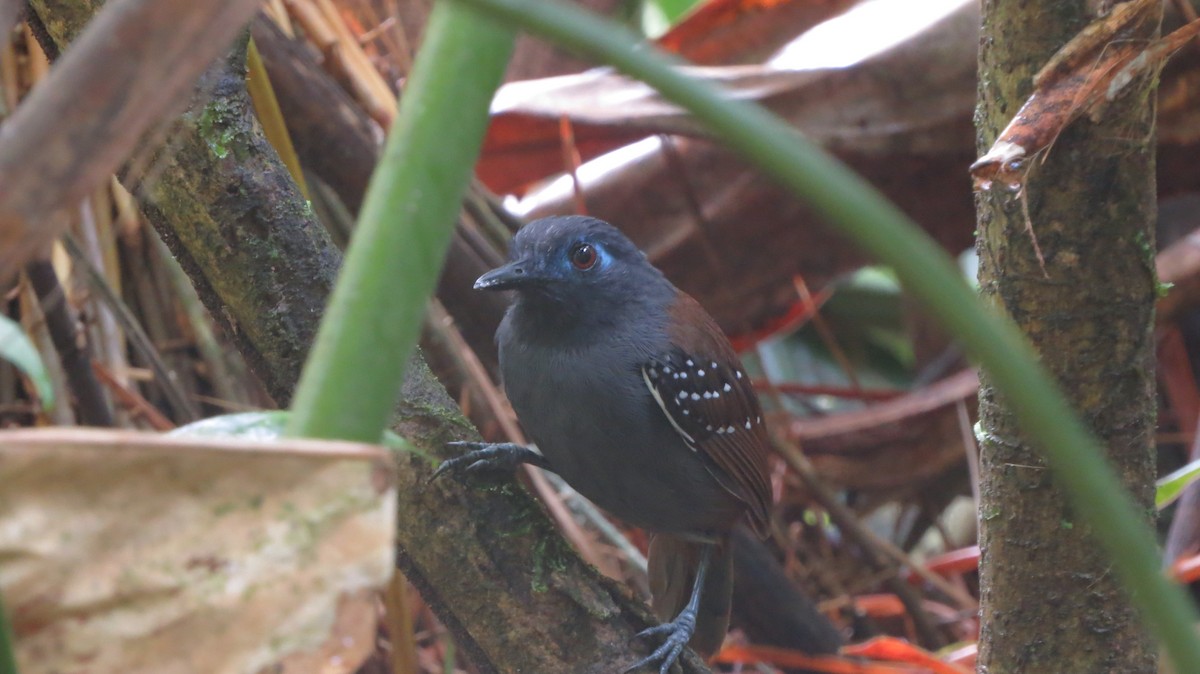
286,2,515,441
447,0,1200,669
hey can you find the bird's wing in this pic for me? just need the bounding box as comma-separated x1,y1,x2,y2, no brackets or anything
641,295,773,536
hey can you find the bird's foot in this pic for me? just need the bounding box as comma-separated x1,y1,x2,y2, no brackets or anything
624,611,697,674
431,442,547,482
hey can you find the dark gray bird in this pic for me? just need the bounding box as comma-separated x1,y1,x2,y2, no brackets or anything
435,215,772,673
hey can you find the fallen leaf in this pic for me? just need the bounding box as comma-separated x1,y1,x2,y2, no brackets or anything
844,636,971,674
658,0,858,65
0,427,396,674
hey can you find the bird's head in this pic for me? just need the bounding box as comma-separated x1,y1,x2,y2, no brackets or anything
475,216,668,312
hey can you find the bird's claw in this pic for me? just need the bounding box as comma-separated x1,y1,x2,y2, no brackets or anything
624,615,696,674
431,442,546,483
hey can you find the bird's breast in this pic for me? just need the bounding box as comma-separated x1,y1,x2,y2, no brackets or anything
497,328,744,537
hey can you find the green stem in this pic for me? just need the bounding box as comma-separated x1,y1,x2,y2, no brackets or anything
449,0,1200,669
285,2,515,441
0,592,18,674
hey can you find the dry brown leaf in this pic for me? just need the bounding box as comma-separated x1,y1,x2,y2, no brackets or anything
0,427,396,674
971,0,1200,189
482,0,979,194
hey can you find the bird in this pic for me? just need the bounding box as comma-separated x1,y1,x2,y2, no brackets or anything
434,215,772,673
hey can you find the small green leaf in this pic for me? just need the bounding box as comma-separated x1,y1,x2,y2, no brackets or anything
1157,459,1200,510
0,313,54,411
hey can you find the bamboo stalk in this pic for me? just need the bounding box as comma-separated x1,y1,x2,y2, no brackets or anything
62,236,199,423
312,0,394,110
383,572,418,674
264,0,293,36
284,0,395,125
80,191,130,406
0,0,269,273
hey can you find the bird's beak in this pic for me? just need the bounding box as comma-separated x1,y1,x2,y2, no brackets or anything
474,258,541,291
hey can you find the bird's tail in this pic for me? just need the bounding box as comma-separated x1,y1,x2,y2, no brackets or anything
647,533,733,658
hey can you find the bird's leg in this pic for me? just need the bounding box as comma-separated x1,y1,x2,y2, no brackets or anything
626,543,713,674
431,441,550,482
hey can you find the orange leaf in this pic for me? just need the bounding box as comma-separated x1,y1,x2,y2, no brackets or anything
854,593,907,619
1170,551,1200,584
912,545,980,581
659,0,857,65
714,643,927,673
844,637,972,674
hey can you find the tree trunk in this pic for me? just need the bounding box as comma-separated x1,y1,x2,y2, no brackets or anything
975,2,1160,672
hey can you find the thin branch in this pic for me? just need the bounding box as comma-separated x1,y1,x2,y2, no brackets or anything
25,258,114,426
63,236,200,422
776,435,947,648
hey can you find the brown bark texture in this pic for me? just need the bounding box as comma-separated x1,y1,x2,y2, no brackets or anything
975,2,1160,672
26,3,711,673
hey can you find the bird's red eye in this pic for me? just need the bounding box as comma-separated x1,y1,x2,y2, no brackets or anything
570,243,597,270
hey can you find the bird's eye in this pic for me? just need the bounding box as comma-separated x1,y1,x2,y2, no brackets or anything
569,243,597,270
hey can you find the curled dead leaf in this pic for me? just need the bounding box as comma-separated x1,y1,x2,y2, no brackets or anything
971,0,1199,190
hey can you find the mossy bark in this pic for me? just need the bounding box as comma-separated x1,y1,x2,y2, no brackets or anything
975,2,1160,672
26,3,711,672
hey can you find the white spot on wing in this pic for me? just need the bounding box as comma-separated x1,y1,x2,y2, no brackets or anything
642,365,697,450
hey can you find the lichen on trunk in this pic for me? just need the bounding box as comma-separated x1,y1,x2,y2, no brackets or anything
975,1,1160,672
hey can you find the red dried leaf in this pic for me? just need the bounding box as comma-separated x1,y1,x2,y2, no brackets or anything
843,637,971,674
912,545,980,581
1170,551,1200,584
854,593,908,619
480,66,816,192
659,0,857,65
714,643,928,673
